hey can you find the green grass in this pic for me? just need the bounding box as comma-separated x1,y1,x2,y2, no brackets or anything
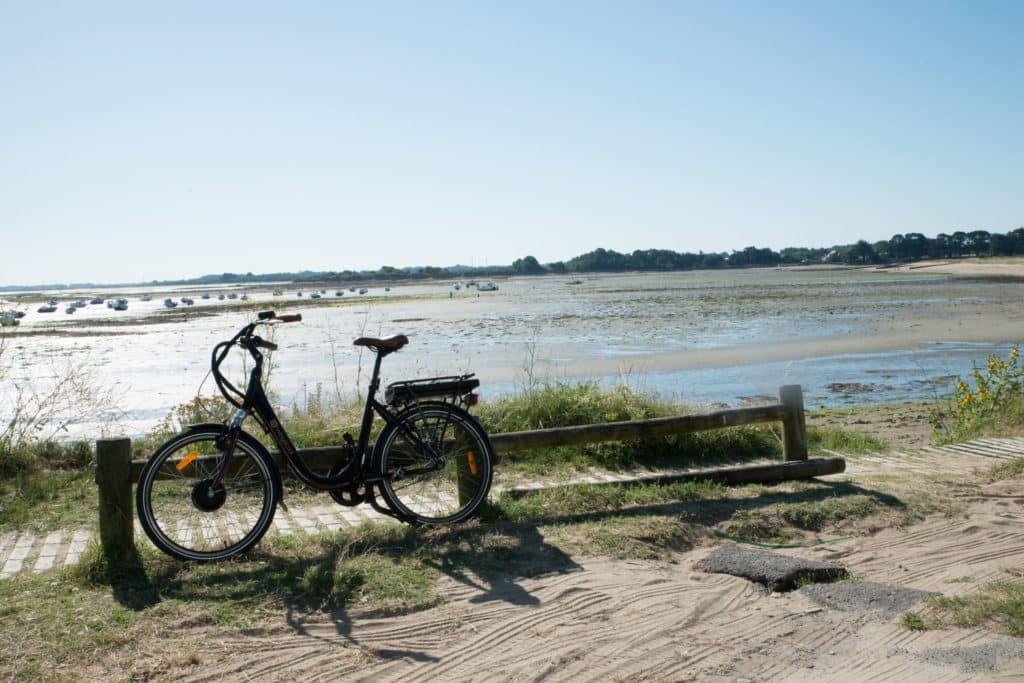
807,426,889,454
906,580,1024,637
477,380,783,478
0,440,96,533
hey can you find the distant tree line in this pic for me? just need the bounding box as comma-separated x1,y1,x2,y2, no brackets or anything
5,227,1021,292
518,227,1024,275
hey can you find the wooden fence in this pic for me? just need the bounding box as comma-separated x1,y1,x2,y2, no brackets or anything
95,384,844,558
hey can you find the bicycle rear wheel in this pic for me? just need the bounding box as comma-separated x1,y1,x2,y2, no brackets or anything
136,426,280,561
375,403,493,525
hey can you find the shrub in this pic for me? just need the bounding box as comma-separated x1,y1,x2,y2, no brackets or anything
933,345,1024,443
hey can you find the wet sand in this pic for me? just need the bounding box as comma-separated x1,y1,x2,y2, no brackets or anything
3,262,1024,436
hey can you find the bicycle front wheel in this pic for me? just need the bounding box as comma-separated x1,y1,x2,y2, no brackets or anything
136,427,281,562
376,403,493,525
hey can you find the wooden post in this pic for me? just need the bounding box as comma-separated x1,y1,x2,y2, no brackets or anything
96,438,134,559
779,385,808,461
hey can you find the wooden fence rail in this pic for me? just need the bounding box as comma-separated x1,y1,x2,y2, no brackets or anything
97,384,839,559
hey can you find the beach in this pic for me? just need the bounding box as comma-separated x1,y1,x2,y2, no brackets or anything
2,260,1023,437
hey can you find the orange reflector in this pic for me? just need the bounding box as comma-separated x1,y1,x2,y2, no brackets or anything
466,450,478,476
176,450,199,471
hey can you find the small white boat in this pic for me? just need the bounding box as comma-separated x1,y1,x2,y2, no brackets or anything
38,305,57,313
201,293,211,300
140,294,152,302
477,282,499,291
111,298,128,311
90,296,104,305
358,288,368,295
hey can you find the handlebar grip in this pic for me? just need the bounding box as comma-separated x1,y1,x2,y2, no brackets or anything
277,314,302,323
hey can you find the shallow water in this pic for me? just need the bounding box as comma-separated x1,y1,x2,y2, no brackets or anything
2,269,1022,438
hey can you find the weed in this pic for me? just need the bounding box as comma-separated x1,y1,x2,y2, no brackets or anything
989,457,1024,480
914,582,1024,637
807,427,889,453
932,345,1024,443
901,612,928,630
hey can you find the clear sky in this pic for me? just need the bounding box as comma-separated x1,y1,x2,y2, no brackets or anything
1,1,1021,285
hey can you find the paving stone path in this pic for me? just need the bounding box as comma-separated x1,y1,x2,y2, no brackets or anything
1,436,1021,579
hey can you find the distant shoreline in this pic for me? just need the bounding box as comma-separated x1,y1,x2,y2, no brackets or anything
4,257,1023,300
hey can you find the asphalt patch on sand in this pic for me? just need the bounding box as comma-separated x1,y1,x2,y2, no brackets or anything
695,544,847,592
799,581,939,620
893,640,1024,675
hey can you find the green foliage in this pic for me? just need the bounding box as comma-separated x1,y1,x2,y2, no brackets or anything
476,380,780,475
0,467,94,531
933,345,1024,443
913,582,1024,637
901,612,927,630
807,426,889,453
477,380,668,433
776,495,877,531
158,394,235,432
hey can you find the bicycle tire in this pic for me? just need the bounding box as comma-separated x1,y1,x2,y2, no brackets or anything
136,425,281,562
374,402,493,525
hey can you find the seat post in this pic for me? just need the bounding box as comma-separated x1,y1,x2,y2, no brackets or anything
356,351,386,454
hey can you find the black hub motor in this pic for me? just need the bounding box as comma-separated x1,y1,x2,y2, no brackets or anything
191,478,227,512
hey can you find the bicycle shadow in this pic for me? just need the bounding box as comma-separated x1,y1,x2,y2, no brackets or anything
279,522,580,663
421,522,581,608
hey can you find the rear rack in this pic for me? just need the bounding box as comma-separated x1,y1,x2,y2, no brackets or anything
384,374,480,405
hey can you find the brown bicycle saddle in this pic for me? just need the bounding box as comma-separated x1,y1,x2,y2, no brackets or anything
353,335,409,354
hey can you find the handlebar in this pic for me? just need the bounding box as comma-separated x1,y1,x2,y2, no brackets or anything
211,312,302,408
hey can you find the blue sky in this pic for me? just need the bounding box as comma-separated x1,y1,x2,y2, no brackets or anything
1,1,1021,285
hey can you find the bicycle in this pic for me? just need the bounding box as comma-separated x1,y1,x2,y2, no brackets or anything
136,310,494,562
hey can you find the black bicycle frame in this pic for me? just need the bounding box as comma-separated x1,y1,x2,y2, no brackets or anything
211,322,438,493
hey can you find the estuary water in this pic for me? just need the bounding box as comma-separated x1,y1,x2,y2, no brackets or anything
2,268,1022,438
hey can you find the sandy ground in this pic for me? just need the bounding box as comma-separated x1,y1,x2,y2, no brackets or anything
156,474,1024,682
881,258,1024,278
111,430,1024,683
809,403,939,450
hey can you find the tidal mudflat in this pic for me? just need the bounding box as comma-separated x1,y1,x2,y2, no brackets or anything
3,265,1023,437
